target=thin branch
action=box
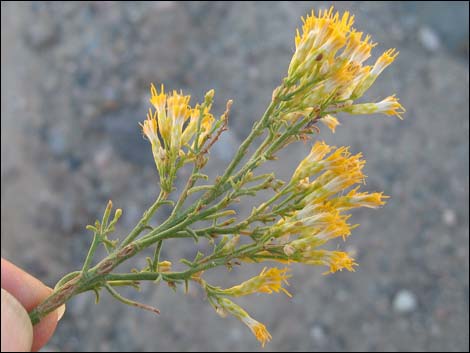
[104,283,160,315]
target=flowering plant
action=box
[29,7,403,346]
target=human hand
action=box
[1,258,65,352]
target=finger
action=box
[1,258,62,351]
[1,258,52,311]
[1,288,33,352]
[30,311,58,352]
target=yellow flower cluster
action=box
[219,141,386,344]
[282,6,404,130]
[267,141,386,273]
[141,84,215,190]
[144,84,215,153]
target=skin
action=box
[1,258,63,352]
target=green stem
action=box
[121,191,168,247]
[211,98,278,195]
[153,241,163,272]
[171,165,199,217]
[81,233,99,273]
[104,283,160,315]
[54,271,81,290]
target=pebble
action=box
[418,27,441,52]
[25,20,58,50]
[48,129,67,157]
[393,289,417,313]
[442,209,457,227]
[310,325,326,343]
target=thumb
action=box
[1,288,33,352]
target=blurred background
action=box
[1,1,468,351]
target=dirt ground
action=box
[1,2,468,352]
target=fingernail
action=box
[1,288,33,352]
[57,304,66,321]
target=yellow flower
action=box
[289,204,343,229]
[216,298,272,347]
[341,31,376,64]
[344,95,405,119]
[321,114,340,133]
[323,251,357,274]
[284,213,352,249]
[141,108,166,175]
[198,113,215,146]
[150,83,166,114]
[330,187,388,210]
[217,267,292,297]
[297,250,357,274]
[141,108,160,147]
[157,261,172,273]
[243,317,272,347]
[149,83,169,141]
[352,48,399,98]
[292,141,333,180]
[371,48,399,77]
[181,105,215,148]
[167,91,192,152]
[180,108,198,147]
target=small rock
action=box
[393,289,417,313]
[442,209,457,227]
[418,27,441,52]
[93,145,113,169]
[48,129,67,157]
[310,325,326,343]
[25,20,59,50]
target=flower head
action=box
[322,251,357,274]
[216,298,272,347]
[321,114,340,133]
[157,261,172,273]
[217,267,292,297]
[141,108,160,147]
[330,186,388,211]
[371,48,399,77]
[292,141,333,180]
[298,250,357,274]
[343,95,405,119]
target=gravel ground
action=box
[1,2,469,352]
